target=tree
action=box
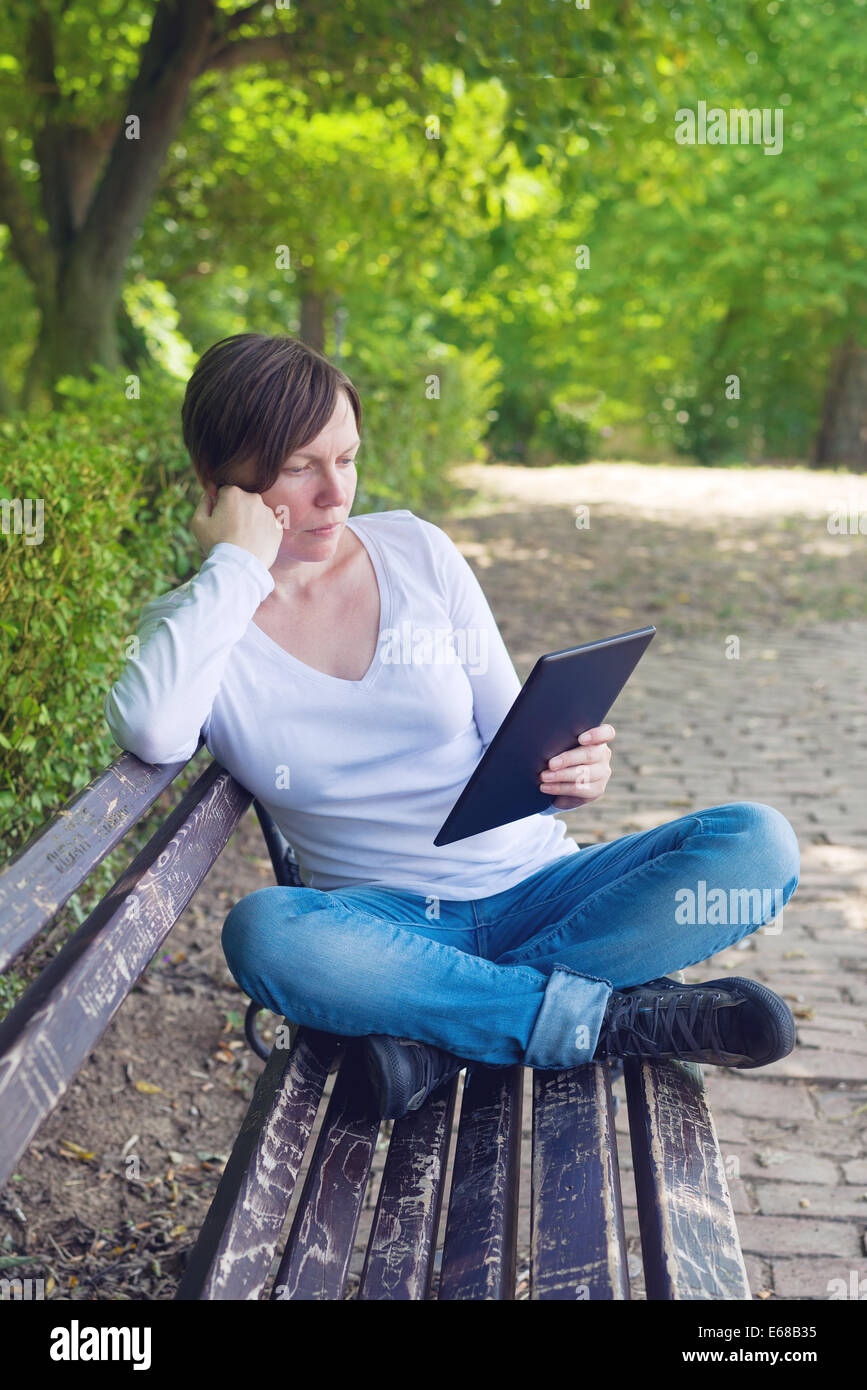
[0,0,644,407]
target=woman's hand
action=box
[539,724,615,810]
[191,485,285,571]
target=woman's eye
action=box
[284,457,357,474]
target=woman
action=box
[105,332,801,1120]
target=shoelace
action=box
[603,988,735,1061]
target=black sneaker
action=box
[363,1035,471,1120]
[593,976,796,1070]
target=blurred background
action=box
[1,0,865,882]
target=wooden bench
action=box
[0,750,751,1300]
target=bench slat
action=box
[0,752,191,970]
[176,1026,340,1299]
[0,761,250,1190]
[357,1072,459,1300]
[271,1042,380,1300]
[530,1062,630,1300]
[624,1057,751,1300]
[438,1063,522,1300]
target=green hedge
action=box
[0,371,196,857]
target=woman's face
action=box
[216,388,360,562]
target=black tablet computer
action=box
[433,625,656,847]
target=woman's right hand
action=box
[191,486,285,571]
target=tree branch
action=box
[216,1,268,37]
[0,146,55,307]
[73,0,218,289]
[199,31,296,75]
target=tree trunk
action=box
[0,360,16,415]
[813,333,867,471]
[22,257,123,407]
[299,275,327,353]
[7,0,217,408]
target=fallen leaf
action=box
[134,1080,163,1094]
[59,1141,94,1161]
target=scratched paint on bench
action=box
[358,1070,458,1300]
[530,1062,630,1300]
[0,751,191,969]
[438,1063,523,1300]
[624,1057,751,1300]
[176,1027,340,1300]
[271,1042,381,1300]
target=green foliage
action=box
[0,369,197,857]
[347,327,501,512]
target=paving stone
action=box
[801,1013,867,1035]
[735,1215,864,1258]
[699,1075,817,1122]
[809,1088,867,1121]
[717,1145,840,1184]
[766,1051,867,1082]
[742,1253,774,1299]
[842,1159,867,1185]
[769,1257,867,1300]
[754,1183,867,1218]
[796,1027,867,1056]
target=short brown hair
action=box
[181,333,362,491]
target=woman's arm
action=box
[105,487,283,765]
[104,543,275,765]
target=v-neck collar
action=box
[245,515,393,690]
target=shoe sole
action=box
[695,976,797,1069]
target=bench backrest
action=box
[0,750,255,1189]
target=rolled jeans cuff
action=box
[524,963,613,1069]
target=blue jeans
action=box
[221,801,800,1070]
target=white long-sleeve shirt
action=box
[104,509,581,899]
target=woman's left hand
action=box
[539,724,615,810]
